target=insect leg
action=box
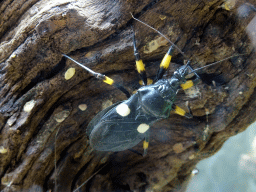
[155,45,175,81]
[62,54,131,98]
[180,61,201,90]
[133,30,148,85]
[143,131,149,156]
[172,104,193,119]
[203,108,210,141]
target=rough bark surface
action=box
[0,0,255,191]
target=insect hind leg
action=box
[128,132,149,157]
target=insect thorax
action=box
[153,78,180,102]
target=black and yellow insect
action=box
[62,16,231,156]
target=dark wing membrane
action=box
[89,119,146,151]
[86,101,122,137]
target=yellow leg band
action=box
[136,60,145,73]
[180,80,194,90]
[160,54,172,69]
[103,76,114,85]
[174,106,186,116]
[143,141,149,149]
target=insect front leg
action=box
[133,29,148,85]
[155,44,175,81]
[179,61,201,91]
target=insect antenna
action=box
[131,13,245,75]
[190,54,245,74]
[62,54,131,98]
[62,54,102,78]
[72,163,108,192]
[131,13,189,60]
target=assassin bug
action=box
[62,16,238,156]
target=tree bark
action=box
[0,0,255,191]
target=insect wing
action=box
[87,94,151,151]
[89,118,146,151]
[86,101,122,137]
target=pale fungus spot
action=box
[189,154,195,160]
[191,168,199,176]
[173,143,184,153]
[184,86,201,99]
[10,54,16,58]
[159,15,166,20]
[0,146,8,154]
[143,36,168,54]
[116,103,131,117]
[220,0,236,11]
[54,110,70,123]
[102,100,113,110]
[78,104,87,111]
[65,67,75,80]
[137,123,150,133]
[7,116,17,126]
[23,100,36,112]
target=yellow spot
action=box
[143,141,149,149]
[160,54,172,69]
[103,76,114,85]
[78,104,87,111]
[65,67,75,80]
[139,78,153,85]
[54,110,70,123]
[136,60,145,73]
[0,146,8,154]
[137,124,150,133]
[173,143,184,153]
[23,100,36,112]
[174,106,186,116]
[116,103,131,117]
[180,80,194,90]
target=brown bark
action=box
[0,0,255,191]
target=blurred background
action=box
[187,123,256,192]
[186,2,256,192]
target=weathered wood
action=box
[0,0,255,191]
